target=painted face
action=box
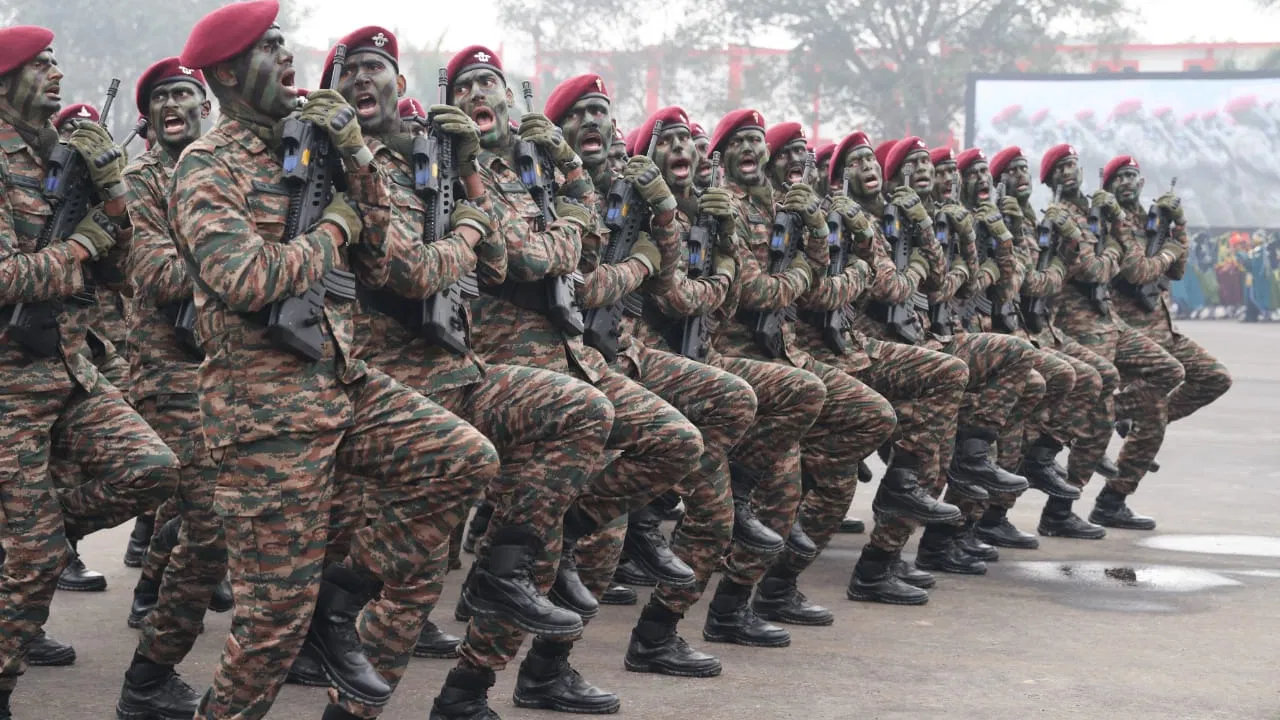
[1050,155,1080,194]
[337,50,401,136]
[1111,166,1144,206]
[451,67,510,148]
[654,124,694,194]
[692,134,712,189]
[816,158,831,197]
[961,161,994,208]
[723,128,768,188]
[400,116,427,136]
[768,137,808,190]
[56,122,76,140]
[842,147,880,199]
[148,79,209,151]
[903,150,933,193]
[1,49,63,124]
[934,162,959,202]
[607,138,627,176]
[1001,158,1032,200]
[230,27,297,119]
[561,96,612,171]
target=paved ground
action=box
[19,321,1280,719]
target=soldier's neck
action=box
[587,160,611,194]
[0,102,56,154]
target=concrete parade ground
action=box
[22,321,1280,720]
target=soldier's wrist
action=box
[67,234,100,261]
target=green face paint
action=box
[149,79,207,153]
[723,129,768,188]
[232,27,298,119]
[451,68,509,149]
[337,50,399,136]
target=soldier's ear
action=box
[200,99,212,119]
[211,62,238,89]
[396,74,406,98]
[505,86,514,108]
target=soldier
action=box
[742,119,897,624]
[0,24,181,718]
[428,47,703,718]
[954,147,1099,549]
[317,28,616,720]
[396,96,428,135]
[691,121,712,192]
[171,5,503,718]
[1102,155,1231,512]
[1035,144,1184,531]
[51,102,98,140]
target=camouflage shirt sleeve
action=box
[576,223,651,308]
[170,146,342,313]
[1118,208,1177,285]
[734,193,812,311]
[0,157,85,306]
[1060,202,1122,284]
[1166,223,1189,281]
[480,168,581,284]
[124,159,190,307]
[931,213,971,303]
[651,209,732,317]
[343,167,393,289]
[856,224,925,305]
[799,254,870,310]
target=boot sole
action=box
[462,587,584,639]
[27,646,76,667]
[700,629,791,648]
[412,645,461,660]
[897,576,937,590]
[512,692,621,714]
[976,481,1030,494]
[914,562,987,576]
[752,605,834,627]
[284,670,332,687]
[303,638,392,707]
[871,502,962,525]
[1088,517,1157,531]
[612,572,658,587]
[116,700,197,720]
[599,592,638,606]
[624,656,722,678]
[57,578,107,592]
[1027,481,1082,500]
[1037,526,1107,540]
[735,538,786,555]
[846,588,929,605]
[979,536,1040,549]
[547,587,600,620]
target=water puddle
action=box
[1136,534,1280,558]
[999,561,1242,613]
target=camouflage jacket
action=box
[793,195,874,371]
[846,196,936,346]
[169,116,391,449]
[351,137,491,395]
[123,143,199,401]
[0,119,106,394]
[1052,196,1129,328]
[1111,203,1186,335]
[919,201,972,340]
[468,145,608,383]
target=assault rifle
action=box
[583,121,663,361]
[662,152,722,361]
[514,81,584,336]
[1021,185,1061,334]
[1116,178,1178,312]
[5,78,121,358]
[267,44,357,361]
[875,162,922,343]
[920,203,959,333]
[814,168,853,353]
[979,182,1020,331]
[1077,168,1111,318]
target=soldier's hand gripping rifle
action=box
[922,204,959,332]
[1120,177,1178,312]
[267,44,357,361]
[880,161,923,343]
[669,151,722,361]
[978,182,1020,331]
[5,78,121,358]
[816,168,852,353]
[583,121,663,361]
[515,81,584,336]
[1021,185,1061,333]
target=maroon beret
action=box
[629,105,689,156]
[1102,155,1139,188]
[884,136,928,182]
[764,121,805,159]
[320,26,398,89]
[955,147,986,174]
[53,103,99,129]
[135,57,206,116]
[829,131,872,185]
[398,97,426,120]
[180,0,279,70]
[690,122,708,140]
[873,139,898,175]
[930,146,956,167]
[545,74,609,126]
[0,25,54,77]
[623,128,639,153]
[710,108,765,154]
[813,142,836,167]
[1039,143,1077,183]
[446,45,503,96]
[989,146,1023,181]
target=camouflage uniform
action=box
[330,138,613,716]
[1051,197,1183,492]
[456,147,701,674]
[169,116,501,720]
[0,119,180,694]
[121,141,227,666]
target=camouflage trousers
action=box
[1117,319,1231,426]
[1055,319,1183,493]
[333,364,611,717]
[133,393,227,666]
[197,368,498,720]
[0,379,179,692]
[459,366,700,674]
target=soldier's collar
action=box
[219,116,270,156]
[478,148,511,174]
[0,121,27,154]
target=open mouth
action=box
[579,130,603,153]
[786,163,804,183]
[670,158,691,180]
[739,156,758,174]
[161,113,185,135]
[913,176,931,191]
[976,182,991,201]
[355,92,377,118]
[1016,182,1030,193]
[280,68,296,89]
[863,172,880,191]
[45,83,60,100]
[471,106,495,133]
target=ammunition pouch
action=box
[1069,279,1111,319]
[159,299,205,360]
[1,301,63,358]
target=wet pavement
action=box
[21,321,1280,719]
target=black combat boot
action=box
[466,524,583,637]
[625,601,721,678]
[548,508,600,620]
[1095,456,1120,479]
[950,427,1029,494]
[1038,496,1106,539]
[976,506,1039,549]
[847,546,929,605]
[58,539,106,592]
[890,551,935,589]
[414,620,462,659]
[209,575,234,613]
[285,642,329,687]
[320,704,362,719]
[612,557,657,586]
[702,576,790,647]
[429,666,501,720]
[124,514,155,568]
[783,518,818,562]
[871,453,963,524]
[454,564,476,622]
[1089,486,1157,530]
[25,629,76,666]
[622,505,695,586]
[600,583,637,606]
[1020,437,1083,499]
[838,518,866,533]
[651,490,685,522]
[513,638,620,714]
[729,463,786,554]
[128,574,160,629]
[462,502,494,555]
[115,652,201,720]
[0,690,10,720]
[955,519,999,562]
[915,524,987,575]
[751,564,833,626]
[303,564,392,707]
